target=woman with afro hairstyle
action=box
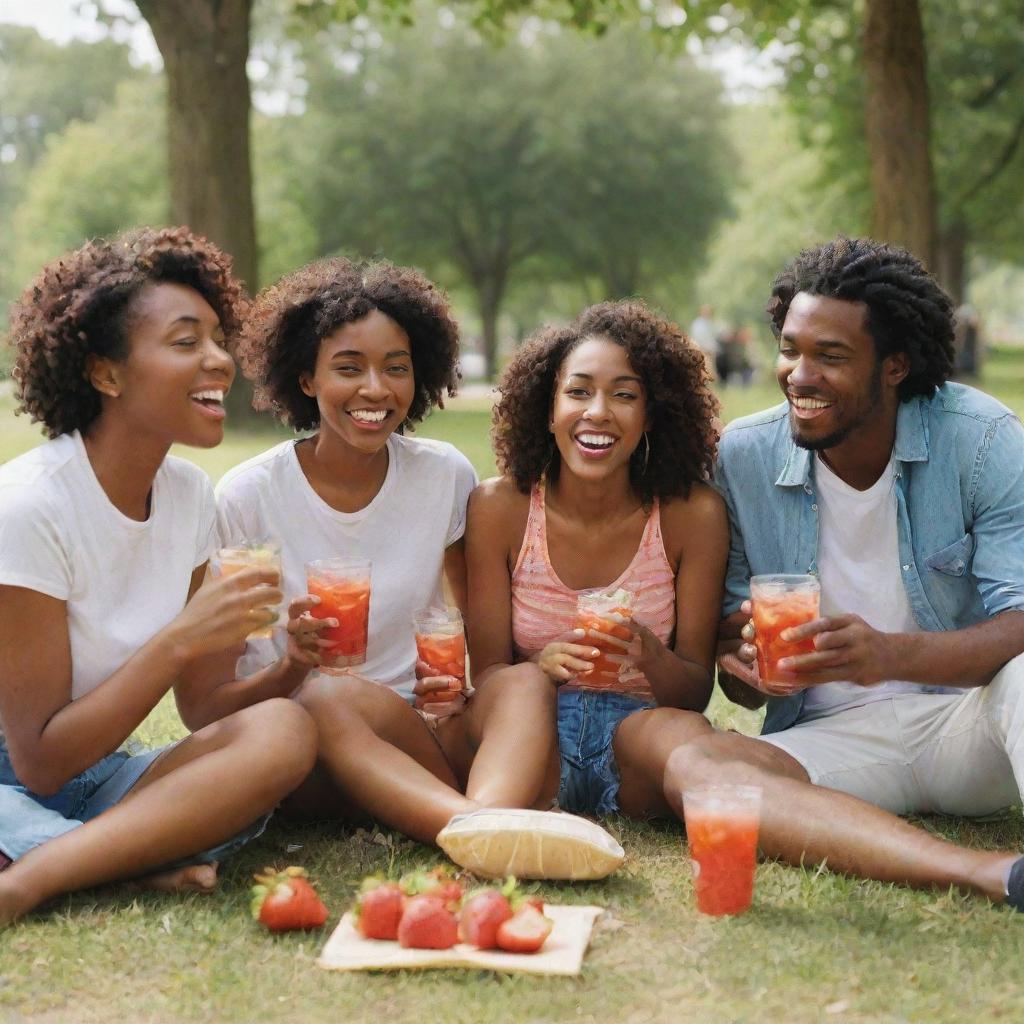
[467,300,726,821]
[0,228,317,926]
[207,257,583,860]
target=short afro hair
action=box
[493,300,719,504]
[236,257,460,431]
[767,236,955,400]
[9,226,247,438]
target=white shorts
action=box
[756,654,1024,816]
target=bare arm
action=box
[0,563,281,795]
[633,485,727,711]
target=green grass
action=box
[3,356,1024,1023]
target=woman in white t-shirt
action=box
[205,257,562,849]
[0,228,316,927]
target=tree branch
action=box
[958,113,1024,207]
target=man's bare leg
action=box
[0,699,317,926]
[664,731,1014,902]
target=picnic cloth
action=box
[317,904,604,976]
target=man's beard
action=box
[791,362,884,452]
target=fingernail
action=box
[328,619,338,627]
[592,650,600,657]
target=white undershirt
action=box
[800,452,933,718]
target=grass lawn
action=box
[3,356,1024,1023]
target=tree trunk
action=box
[137,0,260,423]
[479,288,502,382]
[936,220,968,305]
[862,0,937,268]
[137,0,257,293]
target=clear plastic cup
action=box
[682,785,762,916]
[749,574,821,684]
[573,588,634,686]
[212,540,282,640]
[305,557,371,672]
[412,607,466,683]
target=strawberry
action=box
[354,879,405,940]
[458,889,514,949]
[495,904,554,954]
[397,895,458,949]
[400,866,463,912]
[251,866,328,932]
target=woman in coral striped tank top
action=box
[467,300,727,819]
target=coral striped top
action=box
[511,483,676,700]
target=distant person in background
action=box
[954,302,981,377]
[689,304,719,380]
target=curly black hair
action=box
[9,226,247,439]
[493,300,719,504]
[767,236,955,400]
[237,257,460,431]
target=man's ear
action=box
[884,352,910,389]
[85,354,121,398]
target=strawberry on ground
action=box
[458,889,514,949]
[251,866,329,932]
[399,866,463,912]
[397,895,458,949]
[354,879,405,940]
[495,904,554,954]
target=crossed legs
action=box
[290,663,560,844]
[0,698,317,925]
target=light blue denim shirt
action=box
[713,382,1024,734]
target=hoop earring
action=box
[642,431,650,475]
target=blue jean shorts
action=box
[0,739,268,866]
[556,689,655,816]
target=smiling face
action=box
[776,292,908,456]
[299,308,415,457]
[90,281,235,448]
[550,336,648,484]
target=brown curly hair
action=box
[9,226,247,439]
[493,301,719,503]
[236,257,460,431]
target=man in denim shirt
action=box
[667,237,1024,907]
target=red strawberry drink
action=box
[682,785,762,916]
[212,541,282,639]
[413,607,466,683]
[306,557,371,671]
[574,587,634,686]
[749,574,821,685]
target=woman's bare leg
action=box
[291,673,477,844]
[0,698,317,926]
[440,663,560,809]
[611,707,714,818]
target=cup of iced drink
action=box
[212,541,282,639]
[412,607,466,685]
[305,557,371,671]
[574,587,634,686]
[749,574,821,685]
[682,785,762,916]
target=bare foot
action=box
[134,861,219,895]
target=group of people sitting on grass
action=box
[1,226,1023,928]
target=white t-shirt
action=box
[0,431,217,712]
[215,434,478,696]
[800,453,951,719]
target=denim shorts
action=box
[557,689,655,816]
[0,739,268,866]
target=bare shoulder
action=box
[659,483,728,557]
[468,476,531,535]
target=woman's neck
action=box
[546,467,640,526]
[297,431,392,513]
[82,417,170,522]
